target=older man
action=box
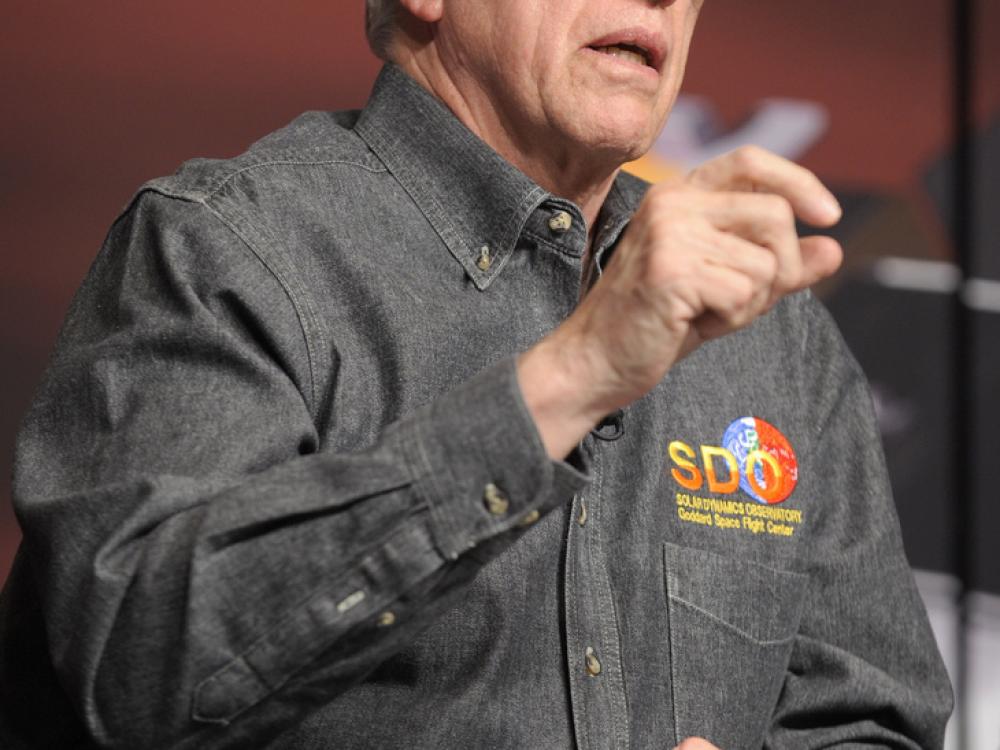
[1,0,950,748]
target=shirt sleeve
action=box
[10,190,587,749]
[763,295,953,748]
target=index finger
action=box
[686,145,842,228]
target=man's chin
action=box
[566,100,660,156]
[570,121,658,167]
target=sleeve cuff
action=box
[399,357,591,561]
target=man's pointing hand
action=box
[519,146,843,459]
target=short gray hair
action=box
[365,0,399,60]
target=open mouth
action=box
[586,29,665,72]
[588,43,654,69]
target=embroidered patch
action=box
[668,417,802,538]
[722,417,798,505]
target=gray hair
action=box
[365,0,399,60]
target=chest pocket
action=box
[663,543,808,749]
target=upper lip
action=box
[586,27,667,72]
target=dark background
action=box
[2,0,998,599]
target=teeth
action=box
[595,45,649,68]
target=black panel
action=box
[824,278,957,576]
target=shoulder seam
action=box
[135,187,322,416]
[201,198,322,415]
[206,158,387,199]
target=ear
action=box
[397,0,444,24]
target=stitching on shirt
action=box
[563,495,591,750]
[579,465,600,746]
[667,594,799,647]
[664,560,682,747]
[500,188,549,260]
[587,453,632,748]
[135,186,321,413]
[409,404,464,561]
[521,229,586,259]
[357,128,474,272]
[192,520,438,724]
[605,556,633,746]
[431,409,467,559]
[797,293,866,461]
[798,371,858,478]
[206,158,387,199]
[195,199,323,414]
[358,121,548,290]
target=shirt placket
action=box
[536,206,631,750]
[564,441,632,750]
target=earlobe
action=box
[398,0,444,24]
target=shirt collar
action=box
[354,63,649,290]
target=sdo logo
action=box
[668,417,798,505]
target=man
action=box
[0,0,951,748]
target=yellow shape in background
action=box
[623,152,684,184]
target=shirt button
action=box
[377,611,396,627]
[476,245,493,271]
[577,499,588,527]
[518,509,541,527]
[585,646,602,676]
[483,483,509,516]
[548,210,573,233]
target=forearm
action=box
[16,358,584,748]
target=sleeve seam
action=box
[193,195,321,417]
[130,186,322,416]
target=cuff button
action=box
[519,509,541,527]
[483,483,510,516]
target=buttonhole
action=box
[591,409,625,442]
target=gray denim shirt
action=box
[1,64,951,749]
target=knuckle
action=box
[764,194,794,225]
[758,250,779,281]
[719,276,755,320]
[733,276,756,307]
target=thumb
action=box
[798,234,843,288]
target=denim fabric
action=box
[0,64,951,749]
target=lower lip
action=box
[582,47,660,83]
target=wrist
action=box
[516,330,613,460]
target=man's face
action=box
[434,0,704,166]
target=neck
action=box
[392,49,621,233]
